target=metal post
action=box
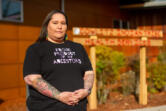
[61,0,65,12]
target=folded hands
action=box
[58,89,89,106]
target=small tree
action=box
[148,50,166,93]
[96,46,125,104]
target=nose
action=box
[57,23,62,29]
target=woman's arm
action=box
[74,70,94,99]
[24,74,60,99]
[83,70,94,94]
[24,74,78,105]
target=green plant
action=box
[96,46,125,83]
[158,51,166,63]
[147,47,166,93]
[96,46,125,104]
[148,62,166,92]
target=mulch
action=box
[88,91,166,111]
[0,91,166,111]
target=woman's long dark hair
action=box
[36,10,68,42]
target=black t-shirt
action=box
[23,40,93,111]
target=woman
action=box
[23,10,94,111]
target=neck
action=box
[47,37,64,44]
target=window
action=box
[0,0,24,23]
[113,19,121,28]
[113,19,129,29]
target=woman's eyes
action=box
[52,21,58,24]
[52,22,66,25]
[61,22,66,25]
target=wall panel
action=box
[0,88,20,100]
[19,64,25,87]
[0,41,18,64]
[0,65,19,89]
[0,24,18,40]
[18,26,40,40]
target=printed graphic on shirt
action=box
[53,48,82,64]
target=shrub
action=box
[148,62,166,92]
[96,46,125,83]
[147,47,166,93]
[96,46,125,104]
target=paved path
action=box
[125,105,166,111]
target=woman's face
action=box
[47,13,67,42]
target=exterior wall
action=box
[66,0,125,29]
[0,0,60,100]
[128,8,166,62]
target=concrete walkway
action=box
[125,105,166,111]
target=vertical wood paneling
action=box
[19,64,25,87]
[66,0,123,29]
[18,26,40,40]
[0,88,20,100]
[0,65,19,89]
[0,24,19,40]
[129,9,166,63]
[0,0,62,99]
[0,41,18,64]
[18,64,26,98]
[19,87,26,97]
[23,0,61,26]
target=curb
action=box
[124,105,166,111]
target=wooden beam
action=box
[73,27,163,38]
[120,3,144,9]
[73,38,163,46]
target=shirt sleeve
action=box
[23,45,41,77]
[81,45,93,72]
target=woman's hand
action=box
[58,92,79,106]
[73,89,89,100]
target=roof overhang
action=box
[120,0,166,9]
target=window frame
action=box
[0,0,24,23]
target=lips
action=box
[56,31,63,34]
